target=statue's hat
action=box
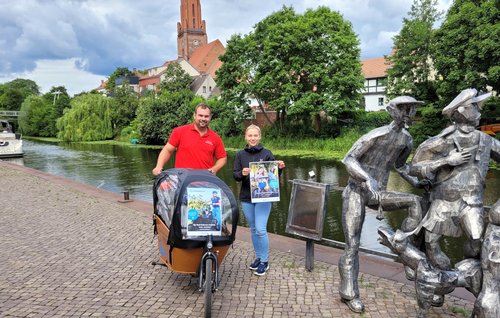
[442,88,492,117]
[387,96,424,107]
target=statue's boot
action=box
[341,298,365,313]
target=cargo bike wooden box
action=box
[152,169,239,317]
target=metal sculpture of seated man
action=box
[378,226,482,318]
[409,89,499,273]
[473,199,500,318]
[379,199,500,317]
[338,96,426,313]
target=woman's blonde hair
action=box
[245,124,261,135]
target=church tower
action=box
[177,0,208,60]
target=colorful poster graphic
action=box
[186,187,222,236]
[249,161,280,203]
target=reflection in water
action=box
[18,139,499,263]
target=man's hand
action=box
[152,167,162,176]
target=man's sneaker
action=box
[254,262,269,276]
[249,258,260,271]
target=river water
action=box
[8,139,500,263]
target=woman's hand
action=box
[277,160,286,169]
[242,167,250,176]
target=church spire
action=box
[177,0,208,60]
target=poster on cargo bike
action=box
[186,187,222,236]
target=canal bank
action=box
[0,160,474,317]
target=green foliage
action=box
[409,105,448,146]
[136,64,198,144]
[159,63,193,93]
[119,120,140,142]
[386,0,442,103]
[56,94,113,141]
[433,0,499,103]
[0,78,40,110]
[110,84,139,136]
[224,128,362,159]
[106,67,135,93]
[216,6,363,134]
[41,87,71,136]
[18,96,52,136]
[480,96,500,124]
[136,90,195,145]
[260,109,391,139]
[206,97,246,137]
[350,110,392,132]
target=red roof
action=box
[189,39,225,78]
[361,57,391,79]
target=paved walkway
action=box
[0,161,475,317]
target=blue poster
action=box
[249,161,280,203]
[186,187,222,236]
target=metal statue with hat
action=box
[376,88,499,317]
[338,95,427,313]
[409,88,499,270]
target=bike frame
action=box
[198,235,219,292]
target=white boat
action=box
[0,120,23,158]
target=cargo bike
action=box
[152,169,239,318]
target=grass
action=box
[224,129,362,161]
[448,305,471,317]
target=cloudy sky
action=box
[0,0,452,96]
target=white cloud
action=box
[0,0,452,96]
[0,58,105,96]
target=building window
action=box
[378,97,384,106]
[364,78,386,93]
[203,86,207,93]
[192,4,195,26]
[209,86,212,91]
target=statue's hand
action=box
[446,149,471,166]
[365,178,380,203]
[416,178,432,189]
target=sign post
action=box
[285,172,330,271]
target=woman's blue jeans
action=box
[241,201,272,262]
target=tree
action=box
[216,6,363,134]
[386,0,442,103]
[56,94,113,141]
[106,67,135,93]
[433,0,499,103]
[17,86,70,137]
[159,63,193,93]
[0,78,40,110]
[18,96,52,136]
[110,84,139,136]
[136,65,196,144]
[43,86,71,136]
[136,90,195,144]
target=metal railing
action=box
[0,111,21,117]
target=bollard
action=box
[118,190,133,203]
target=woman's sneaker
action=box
[254,262,269,276]
[249,258,260,271]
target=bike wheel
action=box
[204,259,213,318]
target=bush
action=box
[409,105,448,146]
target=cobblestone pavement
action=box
[0,162,474,317]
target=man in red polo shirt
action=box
[152,103,227,176]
